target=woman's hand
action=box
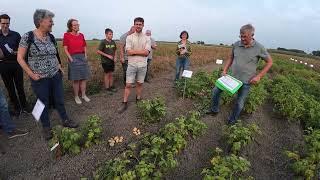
[58,64,64,75]
[29,72,41,81]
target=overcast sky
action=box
[1,0,320,52]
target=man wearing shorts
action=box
[97,28,117,94]
[118,17,151,113]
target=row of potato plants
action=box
[94,111,208,179]
[269,58,320,179]
[201,121,261,179]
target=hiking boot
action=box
[205,110,219,116]
[9,109,20,117]
[118,102,128,114]
[8,129,29,139]
[22,104,33,113]
[63,119,79,128]
[42,127,53,140]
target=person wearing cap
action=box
[144,30,157,83]
[0,14,31,116]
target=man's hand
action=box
[249,75,261,84]
[120,57,124,64]
[221,70,227,77]
[106,54,114,60]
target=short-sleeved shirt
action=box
[63,32,86,55]
[0,30,21,63]
[231,40,270,83]
[147,37,156,60]
[19,32,59,78]
[97,39,117,64]
[126,32,151,67]
[120,32,129,61]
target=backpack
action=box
[25,31,61,64]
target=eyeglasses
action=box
[239,35,251,39]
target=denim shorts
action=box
[126,64,147,84]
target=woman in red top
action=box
[63,19,91,105]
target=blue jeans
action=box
[31,71,68,128]
[0,87,15,134]
[210,83,251,124]
[175,57,190,80]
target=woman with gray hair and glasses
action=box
[17,9,78,140]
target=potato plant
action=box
[286,128,320,180]
[201,147,253,180]
[223,121,261,154]
[137,96,166,124]
[49,115,103,156]
[81,115,103,148]
[94,111,208,179]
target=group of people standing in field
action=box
[0,8,272,141]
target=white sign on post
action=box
[32,99,45,121]
[216,59,223,64]
[182,70,193,78]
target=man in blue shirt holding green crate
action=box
[207,24,273,124]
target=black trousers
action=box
[0,63,27,111]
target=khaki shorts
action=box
[126,64,147,84]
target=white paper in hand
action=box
[216,59,223,64]
[4,44,13,54]
[32,99,45,121]
[182,70,193,78]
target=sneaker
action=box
[75,96,82,104]
[205,110,219,116]
[8,129,29,139]
[42,127,53,140]
[63,119,79,128]
[118,102,128,114]
[82,95,91,102]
